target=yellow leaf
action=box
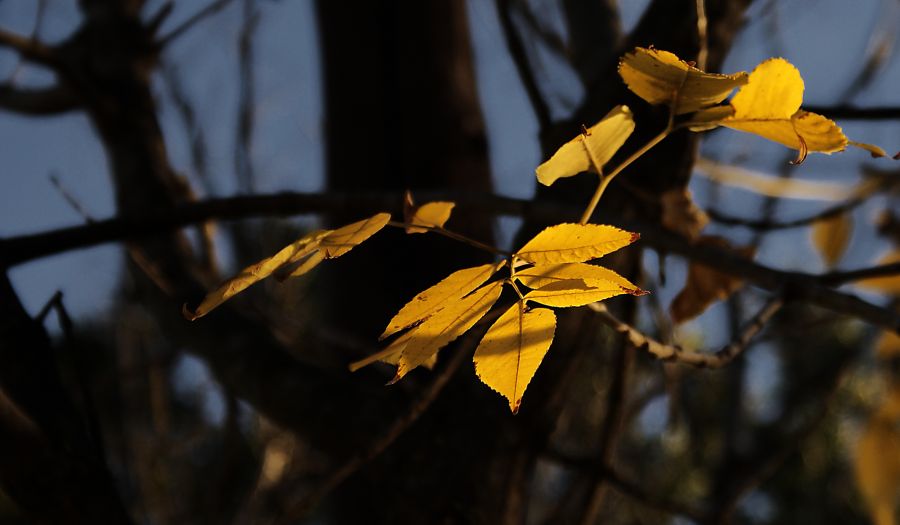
[858,251,900,295]
[183,229,330,320]
[285,250,326,278]
[474,302,556,413]
[515,262,640,292]
[523,279,633,308]
[406,201,455,234]
[319,212,391,258]
[855,386,900,525]
[811,213,852,268]
[516,223,639,265]
[348,329,436,372]
[393,281,503,381]
[535,105,635,186]
[618,47,748,114]
[729,58,803,119]
[670,236,754,324]
[380,261,506,340]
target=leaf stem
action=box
[387,221,508,256]
[579,125,672,224]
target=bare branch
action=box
[0,83,78,115]
[821,262,900,286]
[0,27,57,66]
[1,191,898,334]
[589,295,783,369]
[804,105,900,120]
[157,0,237,48]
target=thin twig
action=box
[588,296,784,369]
[157,0,237,48]
[386,220,508,256]
[707,195,867,231]
[275,340,469,523]
[50,173,95,223]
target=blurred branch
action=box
[589,296,784,369]
[2,191,900,333]
[821,261,900,286]
[157,0,237,48]
[0,27,57,66]
[0,83,78,115]
[234,0,259,193]
[495,0,552,130]
[276,336,469,523]
[707,195,868,230]
[805,105,900,120]
[545,449,706,522]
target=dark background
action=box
[1,0,899,523]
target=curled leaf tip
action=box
[893,151,900,160]
[386,372,402,386]
[182,303,200,321]
[630,232,641,243]
[512,400,521,414]
[624,287,650,296]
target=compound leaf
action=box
[618,47,748,114]
[535,105,635,186]
[516,223,639,265]
[474,303,556,413]
[393,281,503,381]
[380,261,506,340]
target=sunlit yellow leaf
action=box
[380,261,506,340]
[348,329,437,372]
[523,279,633,308]
[516,223,639,265]
[729,58,804,119]
[618,47,748,114]
[393,281,503,381]
[855,386,900,525]
[670,236,754,324]
[184,229,330,320]
[535,105,635,186]
[319,212,391,258]
[474,302,556,413]
[406,201,455,234]
[515,262,640,292]
[858,250,900,295]
[811,212,852,268]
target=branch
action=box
[495,0,552,130]
[589,296,783,369]
[1,191,898,334]
[821,262,900,287]
[707,195,867,231]
[0,83,80,115]
[804,105,900,120]
[157,0,237,48]
[0,27,56,66]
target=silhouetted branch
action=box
[0,27,56,66]
[495,0,552,130]
[822,262,900,286]
[157,0,237,48]
[805,105,900,120]
[0,83,80,115]
[2,191,899,335]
